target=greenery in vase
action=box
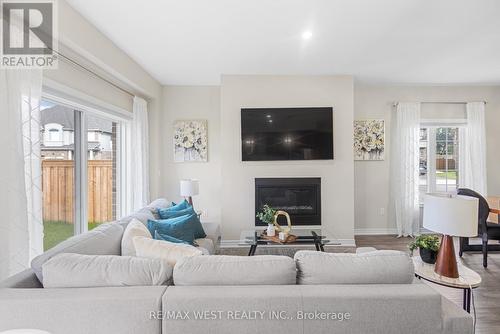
[256,204,277,225]
[408,235,440,252]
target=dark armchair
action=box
[458,188,500,267]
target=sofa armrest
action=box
[0,269,42,288]
[201,222,221,252]
[441,296,473,334]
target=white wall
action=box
[354,84,500,234]
[161,86,222,222]
[158,80,499,240]
[161,76,355,243]
[220,75,355,242]
[43,0,164,199]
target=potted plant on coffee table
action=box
[256,204,277,236]
[409,235,440,264]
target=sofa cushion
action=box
[42,253,172,288]
[118,207,156,228]
[0,286,168,334]
[133,236,202,266]
[294,250,414,285]
[148,198,171,211]
[173,255,296,286]
[121,218,153,256]
[147,214,198,245]
[31,223,123,282]
[117,198,171,228]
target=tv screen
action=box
[241,107,333,161]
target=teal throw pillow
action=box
[168,200,190,211]
[158,206,206,239]
[154,230,190,245]
[147,214,197,245]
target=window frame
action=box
[419,118,467,203]
[42,86,132,237]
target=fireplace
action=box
[255,178,321,226]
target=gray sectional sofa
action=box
[0,199,473,334]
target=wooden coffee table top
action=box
[412,256,481,289]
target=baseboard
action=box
[354,228,398,235]
[354,228,432,235]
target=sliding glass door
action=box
[86,114,118,232]
[41,98,124,250]
[40,101,76,250]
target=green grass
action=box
[436,171,457,180]
[43,221,101,251]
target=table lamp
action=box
[423,194,478,278]
[180,179,199,207]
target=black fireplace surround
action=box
[255,178,321,226]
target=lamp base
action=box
[434,235,459,278]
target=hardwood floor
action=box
[221,235,500,333]
[356,235,500,334]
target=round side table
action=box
[412,256,481,313]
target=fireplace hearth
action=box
[255,178,321,226]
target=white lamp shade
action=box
[180,179,199,197]
[423,194,478,237]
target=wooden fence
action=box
[436,158,456,170]
[42,160,114,223]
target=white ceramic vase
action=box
[266,223,275,237]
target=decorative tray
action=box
[260,230,297,244]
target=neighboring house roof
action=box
[41,105,113,133]
[41,142,102,151]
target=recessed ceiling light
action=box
[302,31,313,40]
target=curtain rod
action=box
[50,48,135,98]
[393,101,487,107]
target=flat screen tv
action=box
[241,107,333,161]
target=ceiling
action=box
[66,0,500,85]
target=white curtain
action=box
[459,102,487,196]
[0,69,43,280]
[391,102,421,237]
[130,96,150,211]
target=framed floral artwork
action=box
[353,120,385,161]
[173,120,208,162]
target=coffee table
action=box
[412,256,481,313]
[240,228,334,256]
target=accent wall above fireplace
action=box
[255,178,321,226]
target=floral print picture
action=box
[353,120,385,160]
[173,120,208,162]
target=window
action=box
[40,98,126,250]
[419,126,460,202]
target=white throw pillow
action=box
[121,218,152,256]
[133,236,202,266]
